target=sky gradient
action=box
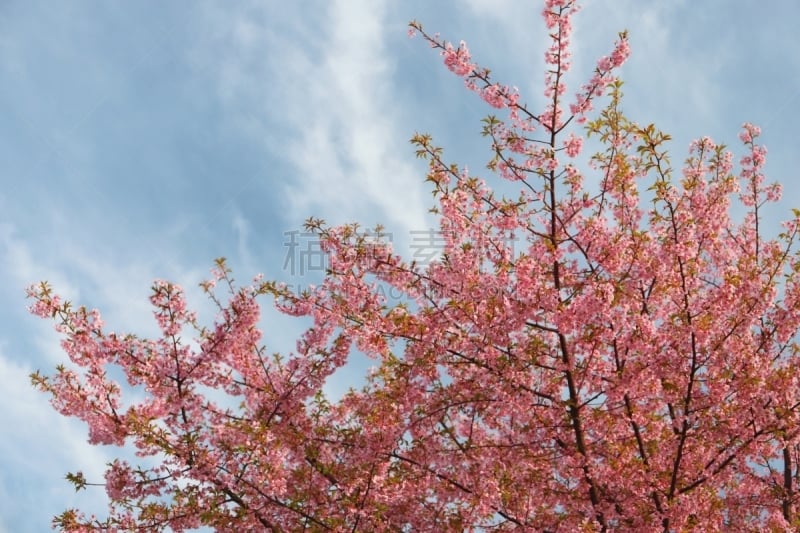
[2,1,799,530]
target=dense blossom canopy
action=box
[28,0,800,530]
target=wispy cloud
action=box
[0,351,111,529]
[194,0,432,252]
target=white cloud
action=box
[281,0,430,234]
[194,0,431,255]
[0,223,80,302]
[0,352,110,530]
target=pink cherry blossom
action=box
[29,3,800,531]
[564,132,583,157]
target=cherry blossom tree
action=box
[28,0,800,530]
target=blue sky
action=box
[2,1,799,530]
